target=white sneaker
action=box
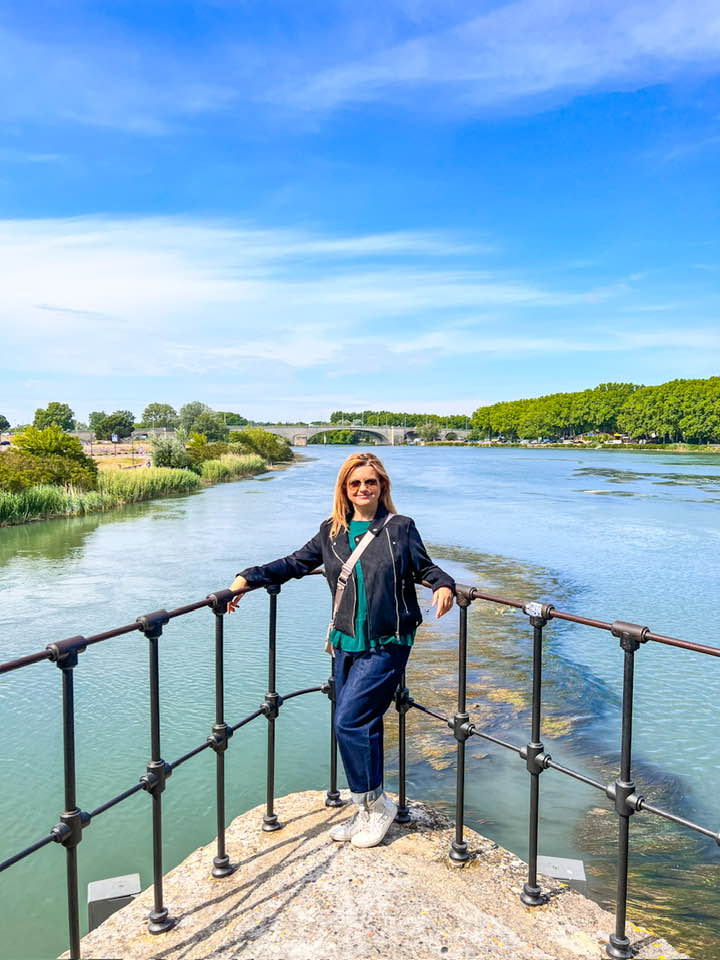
[350,793,398,848]
[328,805,369,842]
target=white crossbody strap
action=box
[325,513,395,652]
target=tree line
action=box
[4,376,720,448]
[470,379,720,443]
[329,410,470,429]
[0,401,249,441]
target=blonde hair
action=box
[330,452,397,538]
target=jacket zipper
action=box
[386,529,400,636]
[331,536,356,637]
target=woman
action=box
[229,452,455,848]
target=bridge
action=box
[233,424,471,445]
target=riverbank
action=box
[0,453,273,526]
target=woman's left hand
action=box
[431,586,454,618]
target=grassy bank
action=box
[0,455,269,526]
[199,452,265,482]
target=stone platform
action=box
[66,791,685,960]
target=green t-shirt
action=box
[329,519,415,652]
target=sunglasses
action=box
[347,477,379,489]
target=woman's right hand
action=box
[228,575,248,613]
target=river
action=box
[1,445,719,958]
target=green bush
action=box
[200,453,266,483]
[151,434,193,470]
[13,425,90,461]
[187,434,230,467]
[234,427,292,462]
[0,450,99,492]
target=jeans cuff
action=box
[351,785,383,807]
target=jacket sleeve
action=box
[408,520,455,593]
[238,527,324,588]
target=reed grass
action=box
[0,459,269,525]
[200,453,266,483]
[0,485,116,525]
[98,467,201,502]
[0,469,200,525]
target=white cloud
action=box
[0,215,619,376]
[282,0,720,114]
[1,1,719,131]
[2,215,717,421]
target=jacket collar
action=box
[368,502,389,536]
[332,503,389,553]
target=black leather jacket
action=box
[239,504,455,641]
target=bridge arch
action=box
[307,428,387,445]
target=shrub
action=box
[151,434,193,470]
[186,434,230,467]
[13,425,97,468]
[0,450,98,492]
[235,427,292,462]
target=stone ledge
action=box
[64,791,686,960]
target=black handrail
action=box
[1,577,718,960]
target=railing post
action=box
[261,585,282,831]
[449,596,472,863]
[323,657,343,807]
[606,621,649,959]
[520,602,554,907]
[137,610,175,934]
[394,673,413,823]
[207,590,235,877]
[47,637,90,960]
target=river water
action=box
[1,445,719,958]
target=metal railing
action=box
[1,576,718,960]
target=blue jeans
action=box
[333,644,411,802]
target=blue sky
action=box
[2,0,719,424]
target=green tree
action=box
[0,450,98,492]
[8,425,98,490]
[237,427,292,462]
[192,410,229,442]
[308,430,357,444]
[14,424,92,463]
[142,403,178,428]
[95,410,136,440]
[88,411,108,435]
[33,402,76,431]
[0,414,9,433]
[151,430,193,470]
[217,411,248,426]
[179,401,211,431]
[417,422,440,442]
